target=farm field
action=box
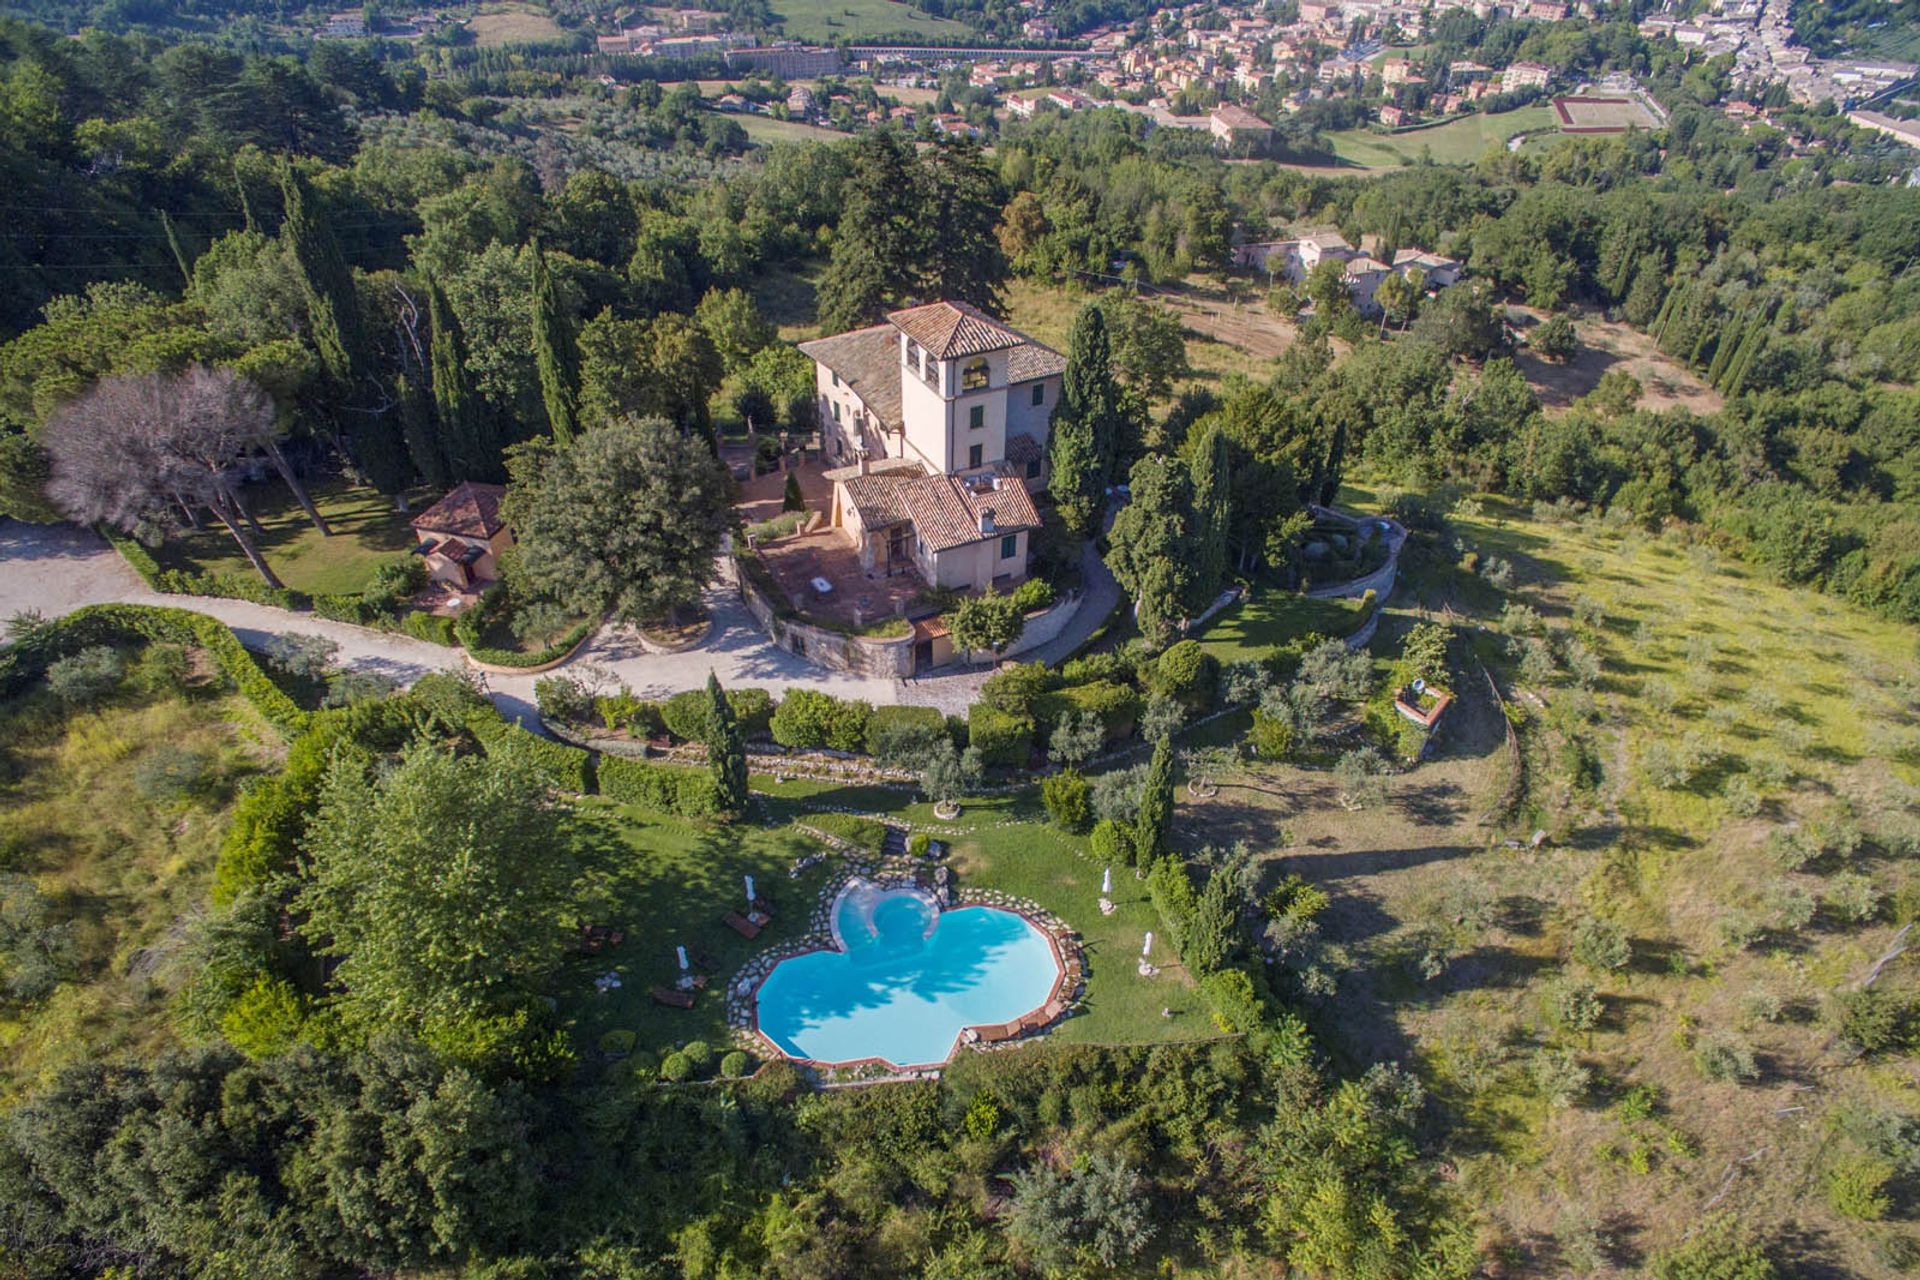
[1186,486,1920,1275]
[1323,103,1559,168]
[770,0,970,43]
[737,114,851,146]
[1509,306,1724,418]
[467,3,566,46]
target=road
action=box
[0,520,984,721]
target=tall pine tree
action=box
[816,132,925,332]
[279,164,369,396]
[706,671,747,814]
[530,240,581,447]
[920,139,1008,312]
[428,275,492,480]
[1048,304,1125,536]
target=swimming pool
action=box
[754,881,1062,1068]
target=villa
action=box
[410,480,512,592]
[797,301,1065,595]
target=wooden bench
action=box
[724,911,762,939]
[650,986,695,1009]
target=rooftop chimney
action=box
[856,447,870,476]
[979,507,996,535]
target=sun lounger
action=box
[724,911,763,939]
[650,986,695,1008]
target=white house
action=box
[798,302,1066,593]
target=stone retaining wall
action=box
[735,562,917,678]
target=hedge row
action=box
[598,755,726,817]
[0,603,307,734]
[109,532,312,611]
[467,712,594,793]
[454,587,596,668]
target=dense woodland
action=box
[0,2,1918,1276]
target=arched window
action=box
[961,358,989,390]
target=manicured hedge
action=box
[769,689,871,752]
[0,603,308,733]
[467,712,594,793]
[598,755,725,817]
[107,532,310,611]
[1032,679,1141,742]
[664,686,775,742]
[864,703,947,756]
[1147,640,1218,711]
[967,703,1033,767]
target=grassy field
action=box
[1002,277,1283,392]
[737,114,852,147]
[563,777,1212,1070]
[467,4,566,47]
[770,0,970,43]
[1323,104,1558,168]
[0,670,273,1099]
[151,480,425,596]
[1184,485,1920,1274]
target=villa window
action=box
[831,371,840,387]
[1000,533,1018,560]
[969,404,985,430]
[961,358,989,390]
[1031,383,1045,406]
[968,443,983,469]
[1025,457,1041,479]
[832,401,841,423]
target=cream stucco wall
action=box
[1005,374,1058,443]
[925,528,1027,592]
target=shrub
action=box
[597,756,725,817]
[218,976,308,1060]
[1009,577,1055,613]
[1544,976,1604,1033]
[727,688,775,737]
[400,610,458,645]
[1570,916,1632,972]
[805,812,888,856]
[1032,680,1140,741]
[907,832,930,856]
[1693,1033,1759,1083]
[660,1051,693,1082]
[1825,872,1881,924]
[1147,640,1218,710]
[1248,708,1294,760]
[535,673,595,724]
[1089,818,1132,866]
[979,662,1054,716]
[866,704,948,759]
[720,1049,752,1078]
[968,704,1033,767]
[1198,968,1261,1032]
[662,688,713,742]
[1058,650,1136,686]
[681,1040,714,1071]
[596,691,645,731]
[1827,988,1913,1056]
[1647,1216,1777,1280]
[1041,769,1092,832]
[597,1030,637,1056]
[45,645,123,705]
[769,689,870,751]
[1825,1150,1894,1220]
[1530,1048,1590,1108]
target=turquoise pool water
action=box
[755,884,1060,1067]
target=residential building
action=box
[1210,103,1273,147]
[1379,103,1410,126]
[1392,248,1462,287]
[798,303,1065,593]
[1501,60,1553,92]
[411,482,512,591]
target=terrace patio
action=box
[755,525,926,631]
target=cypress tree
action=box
[396,373,446,490]
[1049,304,1123,536]
[279,164,368,395]
[1190,423,1231,605]
[706,671,747,814]
[1134,736,1175,865]
[428,276,490,480]
[530,239,582,447]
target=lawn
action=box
[0,670,273,1100]
[564,776,1213,1069]
[150,479,427,597]
[1190,583,1372,666]
[1322,104,1558,169]
[770,0,971,43]
[1001,277,1284,393]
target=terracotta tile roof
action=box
[1005,433,1045,466]
[1211,103,1270,129]
[886,300,1030,360]
[901,466,1042,552]
[838,463,1042,552]
[411,481,507,539]
[796,323,903,432]
[1007,340,1067,383]
[821,456,924,483]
